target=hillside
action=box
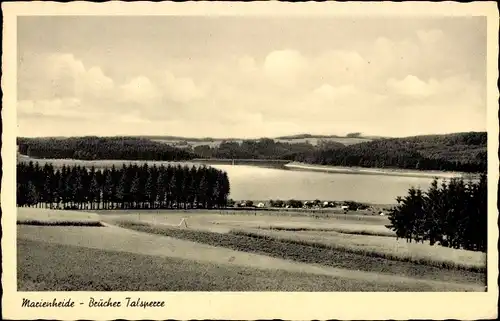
[17,132,487,173]
[275,134,342,140]
[289,132,486,173]
[17,136,343,162]
[145,134,372,148]
[17,136,196,161]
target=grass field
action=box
[17,207,103,226]
[98,210,486,271]
[113,220,485,284]
[209,219,396,237]
[152,136,372,148]
[17,154,199,169]
[231,229,485,272]
[19,239,474,292]
[17,208,487,291]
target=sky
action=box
[17,16,487,138]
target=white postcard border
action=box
[2,1,499,320]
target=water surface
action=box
[211,165,440,204]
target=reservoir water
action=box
[210,164,443,204]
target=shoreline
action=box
[284,162,472,179]
[18,155,476,179]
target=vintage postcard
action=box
[2,1,499,320]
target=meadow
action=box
[17,154,199,170]
[151,135,372,148]
[17,207,487,291]
[103,211,485,272]
[17,207,104,226]
[19,238,471,292]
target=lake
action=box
[18,155,452,204]
[210,164,442,204]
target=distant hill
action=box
[17,136,196,161]
[275,133,342,140]
[290,132,486,173]
[138,135,219,142]
[142,134,373,148]
[16,132,487,173]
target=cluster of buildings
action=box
[232,199,386,216]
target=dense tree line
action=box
[17,162,230,210]
[290,132,487,173]
[17,137,196,161]
[194,138,320,159]
[386,174,487,252]
[18,137,320,162]
[274,134,342,140]
[17,132,486,173]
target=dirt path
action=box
[17,225,483,291]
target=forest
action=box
[17,131,487,173]
[17,137,196,161]
[288,132,487,173]
[18,136,327,162]
[16,162,230,210]
[386,174,487,252]
[193,138,327,159]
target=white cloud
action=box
[17,98,98,120]
[17,24,486,138]
[313,84,358,101]
[263,49,307,87]
[21,53,115,100]
[387,75,438,97]
[118,112,152,124]
[46,53,85,79]
[120,75,161,104]
[387,73,484,107]
[84,66,114,93]
[312,50,367,86]
[163,71,205,103]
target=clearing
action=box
[17,208,486,291]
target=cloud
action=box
[17,98,98,121]
[45,53,85,85]
[19,53,114,101]
[386,73,484,106]
[313,84,358,101]
[163,71,205,103]
[17,25,486,138]
[118,112,152,124]
[84,66,114,93]
[263,49,307,87]
[387,75,438,97]
[120,75,161,104]
[312,50,367,86]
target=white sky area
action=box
[17,16,487,138]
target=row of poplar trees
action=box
[386,174,487,252]
[17,161,230,210]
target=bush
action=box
[287,199,303,208]
[386,174,486,252]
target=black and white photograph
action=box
[2,1,498,320]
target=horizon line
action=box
[16,130,486,141]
